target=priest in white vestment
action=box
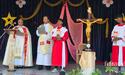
[36,16,53,70]
[3,19,33,67]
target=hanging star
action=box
[2,12,16,27]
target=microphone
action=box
[13,22,17,25]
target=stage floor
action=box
[0,62,124,75]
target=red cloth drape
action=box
[66,4,83,61]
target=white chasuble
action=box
[3,26,33,67]
[36,23,53,66]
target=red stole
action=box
[22,27,28,65]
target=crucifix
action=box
[77,7,102,49]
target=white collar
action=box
[44,23,49,26]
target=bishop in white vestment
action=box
[3,19,33,67]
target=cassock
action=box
[36,23,53,66]
[3,26,33,67]
[111,24,125,66]
[52,27,68,67]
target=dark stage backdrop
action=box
[0,0,125,63]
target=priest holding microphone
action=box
[3,18,33,69]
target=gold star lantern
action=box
[2,12,16,27]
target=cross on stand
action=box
[77,7,102,50]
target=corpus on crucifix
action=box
[77,7,102,49]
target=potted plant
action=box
[105,61,118,75]
[92,69,101,75]
[105,66,116,75]
[121,72,125,75]
[67,68,82,75]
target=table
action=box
[79,51,96,75]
